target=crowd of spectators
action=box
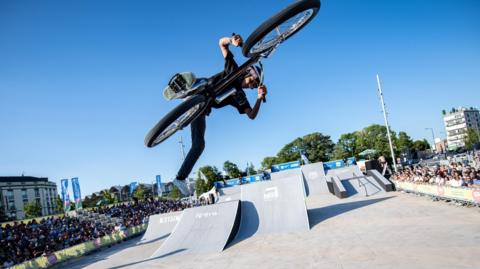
[0,198,193,268]
[393,152,480,188]
[92,198,191,228]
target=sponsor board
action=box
[271,161,301,172]
[214,173,266,189]
[395,181,480,204]
[323,160,345,170]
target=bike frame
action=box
[198,46,276,108]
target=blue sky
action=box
[1,0,479,197]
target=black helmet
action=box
[245,64,263,85]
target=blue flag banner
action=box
[60,179,70,212]
[71,177,83,210]
[129,182,138,196]
[156,175,163,197]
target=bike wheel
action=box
[242,0,320,58]
[145,95,207,148]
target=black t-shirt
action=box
[208,51,251,114]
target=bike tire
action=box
[242,0,320,58]
[145,95,207,148]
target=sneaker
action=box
[172,178,191,196]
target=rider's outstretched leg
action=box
[173,113,206,196]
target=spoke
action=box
[250,9,314,55]
[275,27,281,37]
[154,103,203,145]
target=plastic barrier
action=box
[394,181,480,204]
[11,224,147,269]
[271,161,301,172]
[214,174,266,189]
[323,160,345,170]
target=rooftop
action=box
[443,106,479,116]
[0,176,49,183]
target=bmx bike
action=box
[145,0,321,148]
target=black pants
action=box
[176,113,206,180]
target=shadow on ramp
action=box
[110,248,187,269]
[308,197,393,228]
[226,201,259,248]
[341,180,358,196]
[136,233,170,246]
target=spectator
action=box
[0,197,195,267]
[392,151,480,189]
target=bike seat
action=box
[190,78,208,91]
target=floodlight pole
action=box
[376,74,397,172]
[179,136,186,161]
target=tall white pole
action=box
[376,74,398,172]
[179,136,186,161]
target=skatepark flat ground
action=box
[56,192,480,269]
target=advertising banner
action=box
[60,178,70,212]
[323,160,345,170]
[156,175,163,197]
[242,175,262,184]
[225,178,240,187]
[214,181,224,189]
[395,181,480,204]
[346,157,356,165]
[271,161,301,172]
[71,177,82,210]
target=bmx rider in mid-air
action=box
[172,34,268,196]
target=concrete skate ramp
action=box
[301,162,329,196]
[342,176,384,197]
[138,211,182,245]
[233,174,309,243]
[151,200,240,258]
[326,166,384,197]
[217,185,241,203]
[270,168,302,180]
[367,169,394,191]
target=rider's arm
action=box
[245,99,262,120]
[244,85,267,120]
[219,35,243,58]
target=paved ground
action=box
[58,192,480,269]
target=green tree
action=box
[277,132,334,163]
[199,165,222,190]
[195,178,207,196]
[412,139,430,152]
[55,195,63,213]
[396,131,413,153]
[133,185,145,200]
[261,156,278,170]
[24,201,42,219]
[246,163,256,176]
[223,161,242,179]
[332,132,357,160]
[101,190,117,204]
[465,128,480,149]
[355,124,397,158]
[169,186,181,199]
